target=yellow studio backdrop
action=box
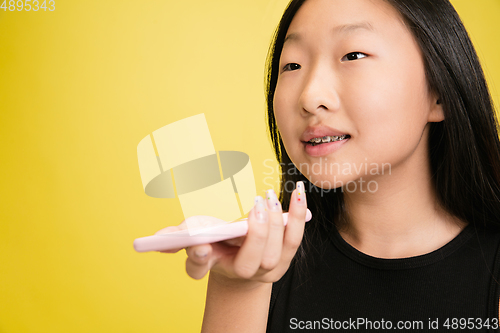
[0,0,498,332]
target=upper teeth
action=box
[308,135,348,143]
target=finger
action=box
[185,244,213,279]
[232,196,269,279]
[282,181,307,260]
[221,236,245,247]
[260,189,284,270]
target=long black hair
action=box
[265,0,500,264]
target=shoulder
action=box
[470,223,500,250]
[473,224,500,321]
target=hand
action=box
[158,181,308,285]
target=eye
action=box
[282,63,301,72]
[341,52,368,62]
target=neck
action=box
[338,135,466,259]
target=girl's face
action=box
[273,0,443,189]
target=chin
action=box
[303,174,350,190]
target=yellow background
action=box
[0,0,498,332]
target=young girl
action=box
[162,0,500,331]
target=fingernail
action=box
[266,189,281,211]
[195,249,208,258]
[296,181,306,205]
[254,196,267,223]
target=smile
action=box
[307,135,350,146]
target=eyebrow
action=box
[335,22,375,34]
[283,22,375,45]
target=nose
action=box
[299,64,340,115]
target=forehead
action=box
[285,0,408,43]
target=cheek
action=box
[347,64,429,170]
[347,60,430,157]
[273,82,297,145]
[273,85,286,125]
[273,92,287,141]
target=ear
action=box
[427,96,444,122]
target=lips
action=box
[300,125,351,157]
[301,125,350,143]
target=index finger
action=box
[281,181,307,259]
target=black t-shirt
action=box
[267,223,500,332]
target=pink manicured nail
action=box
[254,196,267,223]
[296,181,306,205]
[266,189,281,211]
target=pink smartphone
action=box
[133,209,312,253]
